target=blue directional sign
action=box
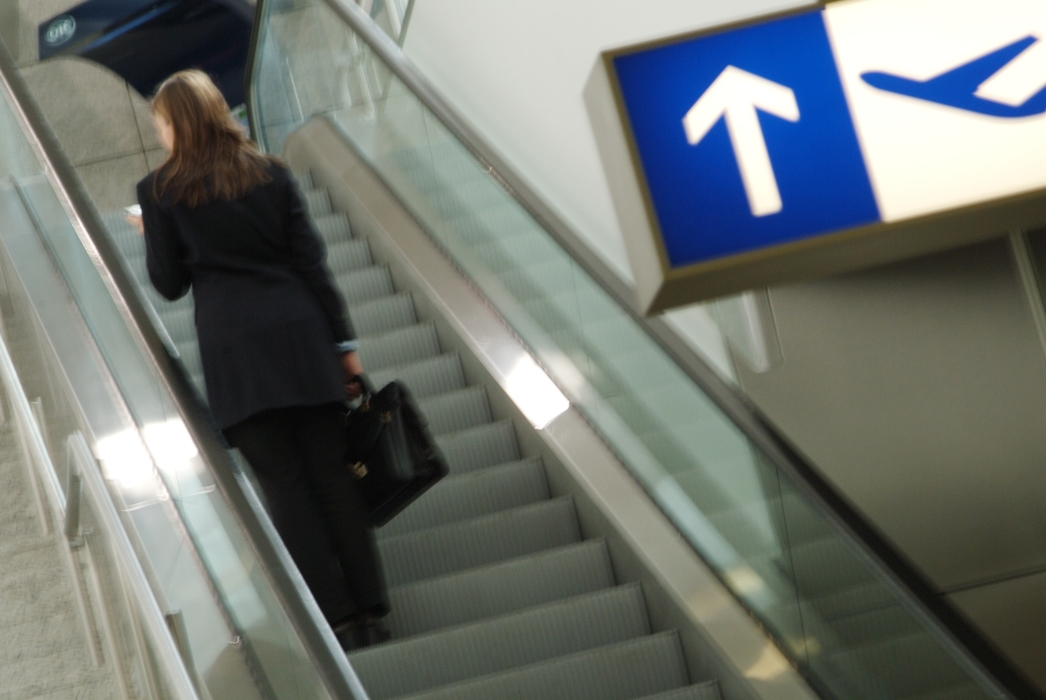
[613,9,880,268]
[589,0,1046,312]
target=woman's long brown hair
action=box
[151,70,273,207]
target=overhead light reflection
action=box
[95,428,154,491]
[142,418,199,474]
[503,355,570,429]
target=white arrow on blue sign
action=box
[587,0,1046,313]
[683,66,800,217]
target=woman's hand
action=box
[125,214,144,234]
[342,350,364,398]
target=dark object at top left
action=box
[39,0,254,107]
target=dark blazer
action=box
[137,162,355,429]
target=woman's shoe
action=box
[332,618,363,652]
[331,614,390,651]
[355,616,391,647]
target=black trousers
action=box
[225,403,388,624]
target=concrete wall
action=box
[734,238,1046,689]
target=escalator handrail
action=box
[0,35,369,700]
[244,2,1042,698]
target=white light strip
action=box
[503,355,570,429]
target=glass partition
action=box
[0,43,347,700]
[249,2,1017,699]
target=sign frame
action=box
[584,2,1046,315]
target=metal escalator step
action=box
[102,210,142,248]
[395,631,688,700]
[178,341,201,369]
[470,233,563,274]
[807,601,919,651]
[350,293,417,337]
[156,304,196,342]
[440,205,530,243]
[901,686,988,700]
[303,188,332,216]
[790,537,873,599]
[336,265,395,306]
[386,540,614,638]
[417,386,491,435]
[368,353,465,399]
[435,420,518,474]
[359,323,440,371]
[293,170,314,191]
[324,237,370,271]
[376,458,548,539]
[812,581,896,622]
[824,633,971,699]
[779,490,834,545]
[349,584,650,700]
[315,212,352,242]
[120,245,145,268]
[636,683,722,700]
[378,497,580,587]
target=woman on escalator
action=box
[130,69,390,650]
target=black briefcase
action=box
[343,375,449,527]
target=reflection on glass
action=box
[249,1,1010,698]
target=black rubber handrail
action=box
[0,33,368,700]
[244,2,1042,698]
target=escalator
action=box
[0,0,1041,699]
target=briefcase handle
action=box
[348,373,378,397]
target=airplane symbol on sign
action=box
[861,35,1046,117]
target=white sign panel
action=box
[826,0,1046,222]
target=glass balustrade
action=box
[249,1,1016,698]
[0,43,349,700]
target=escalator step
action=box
[325,237,371,272]
[417,386,491,436]
[293,170,314,191]
[790,537,874,599]
[823,632,971,699]
[900,687,987,700]
[469,233,564,275]
[178,342,202,375]
[394,631,687,700]
[435,420,519,474]
[336,265,395,305]
[635,683,722,700]
[805,601,919,651]
[349,584,650,700]
[386,540,615,638]
[157,305,196,345]
[368,353,465,399]
[812,581,897,623]
[350,293,417,337]
[376,458,548,539]
[378,497,580,587]
[303,189,332,217]
[359,323,440,371]
[315,211,352,242]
